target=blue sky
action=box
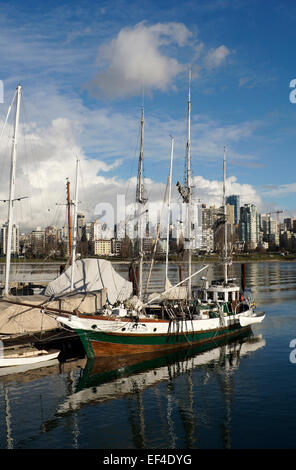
[0,0,295,229]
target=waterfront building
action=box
[77,213,86,241]
[239,204,259,250]
[30,227,46,252]
[0,222,20,256]
[284,218,295,231]
[261,214,279,247]
[91,219,114,241]
[192,201,203,250]
[111,238,122,255]
[226,195,240,225]
[226,204,235,225]
[92,239,112,256]
[201,205,220,252]
[44,226,58,254]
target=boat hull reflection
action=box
[55,326,265,415]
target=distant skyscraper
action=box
[239,204,259,250]
[77,213,86,240]
[226,195,240,225]
[0,222,20,255]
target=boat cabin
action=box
[195,278,240,304]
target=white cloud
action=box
[0,80,265,233]
[192,175,263,209]
[86,22,194,99]
[259,183,296,198]
[205,45,231,69]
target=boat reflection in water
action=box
[49,327,265,449]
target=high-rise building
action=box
[192,201,202,250]
[261,214,279,246]
[226,204,235,225]
[0,222,20,255]
[284,218,295,231]
[77,213,86,241]
[226,195,240,225]
[201,205,220,252]
[91,219,114,241]
[239,204,259,250]
[30,226,45,255]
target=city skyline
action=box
[0,1,295,233]
[2,194,295,259]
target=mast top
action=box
[136,106,147,205]
[188,68,191,101]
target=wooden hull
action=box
[76,324,247,359]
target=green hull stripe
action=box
[76,324,242,358]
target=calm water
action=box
[0,261,296,449]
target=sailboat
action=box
[54,93,265,359]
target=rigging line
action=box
[19,100,33,223]
[77,159,89,220]
[125,111,142,202]
[0,102,15,198]
[143,177,170,299]
[21,93,51,221]
[0,90,16,143]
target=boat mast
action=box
[223,146,228,284]
[136,107,147,300]
[4,84,21,296]
[66,178,73,266]
[165,136,174,280]
[70,158,79,291]
[187,69,192,299]
[176,69,193,300]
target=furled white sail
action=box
[44,259,133,305]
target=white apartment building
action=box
[0,222,20,255]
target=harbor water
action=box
[0,261,295,449]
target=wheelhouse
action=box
[195,278,240,304]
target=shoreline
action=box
[0,257,295,265]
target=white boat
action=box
[0,349,60,367]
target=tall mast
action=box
[66,179,73,266]
[187,69,192,299]
[165,136,174,280]
[223,146,228,284]
[176,70,193,300]
[4,84,21,296]
[70,158,79,291]
[136,107,147,300]
[136,107,146,205]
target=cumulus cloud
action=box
[0,113,127,232]
[0,82,266,232]
[205,45,231,69]
[84,22,234,99]
[0,106,265,234]
[86,22,193,99]
[193,175,263,209]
